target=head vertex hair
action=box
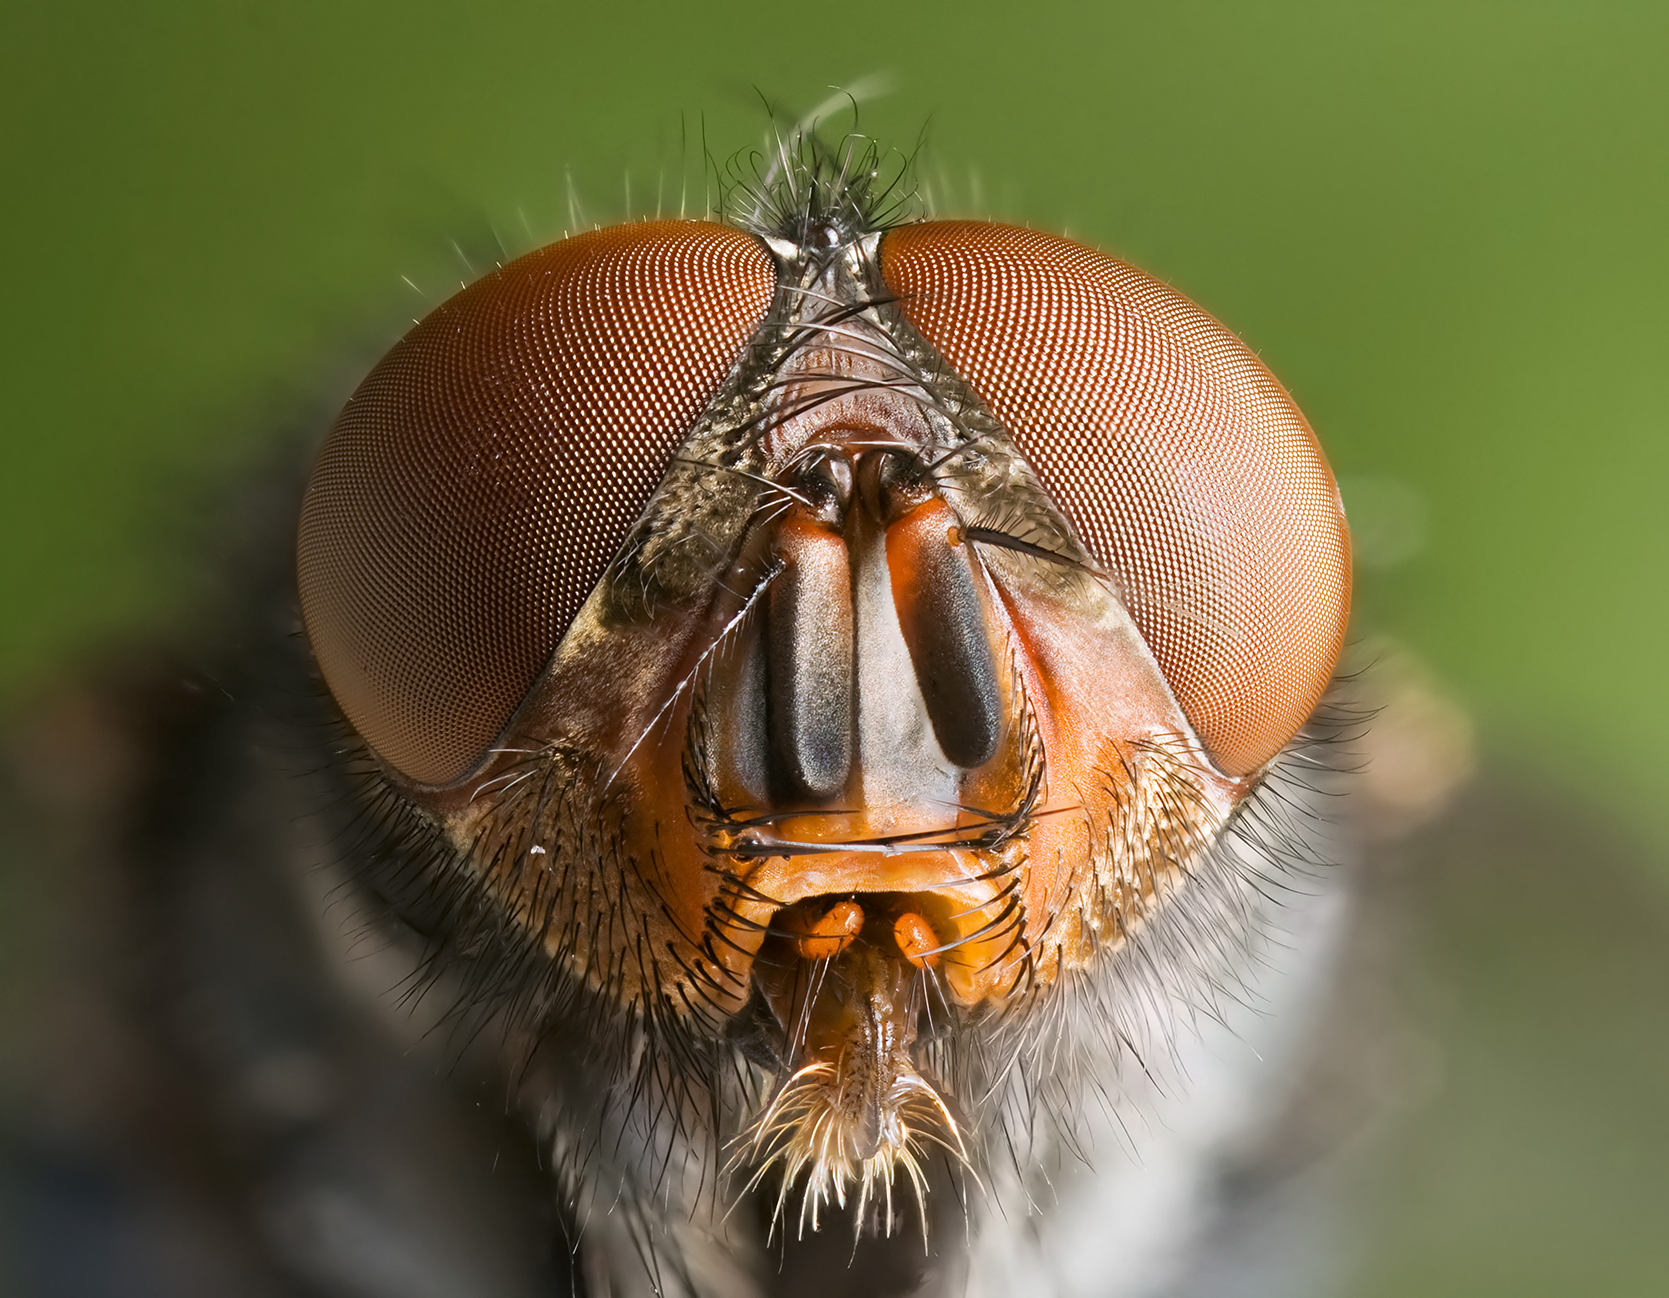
[719,117,924,247]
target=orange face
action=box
[296,202,1350,1206]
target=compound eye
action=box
[880,222,1351,776]
[297,222,774,785]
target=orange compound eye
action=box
[880,222,1351,777]
[297,222,775,786]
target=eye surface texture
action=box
[297,221,774,785]
[881,221,1351,776]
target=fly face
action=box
[296,148,1350,1239]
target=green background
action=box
[3,1,1666,1293]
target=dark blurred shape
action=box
[1342,772,1669,1297]
[5,621,1668,1294]
[0,498,571,1298]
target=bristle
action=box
[717,119,923,244]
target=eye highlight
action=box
[880,221,1351,776]
[296,221,775,785]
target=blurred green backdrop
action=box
[2,1,1666,1294]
